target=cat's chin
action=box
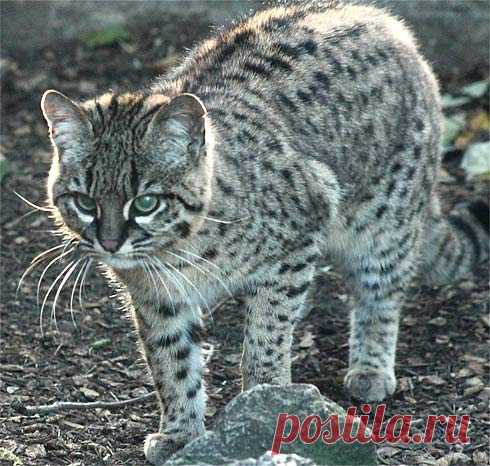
[100,255,140,270]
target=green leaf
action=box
[0,447,23,466]
[91,338,111,350]
[442,113,466,149]
[461,80,489,99]
[461,141,490,178]
[82,26,131,48]
[0,154,7,184]
[441,94,471,109]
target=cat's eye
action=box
[75,194,97,213]
[133,195,160,215]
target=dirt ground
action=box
[1,13,489,466]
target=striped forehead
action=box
[87,155,138,199]
[81,94,168,199]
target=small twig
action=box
[22,391,157,415]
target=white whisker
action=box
[173,248,234,300]
[138,258,161,309]
[70,259,89,328]
[143,257,176,314]
[14,191,53,212]
[159,256,211,316]
[36,247,75,308]
[17,250,60,298]
[39,260,76,335]
[199,215,250,224]
[50,258,83,331]
[150,257,191,310]
[30,243,66,266]
[78,259,93,311]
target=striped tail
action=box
[420,198,489,286]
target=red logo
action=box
[271,404,470,455]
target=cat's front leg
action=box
[131,301,206,465]
[241,267,314,391]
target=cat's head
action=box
[41,90,215,269]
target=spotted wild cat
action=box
[39,1,489,464]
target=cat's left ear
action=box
[41,90,90,151]
[148,93,207,159]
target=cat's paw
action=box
[344,368,396,402]
[144,433,184,465]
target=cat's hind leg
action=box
[342,222,421,402]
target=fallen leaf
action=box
[25,444,46,459]
[428,317,447,326]
[60,419,85,430]
[473,451,489,465]
[420,375,446,386]
[298,331,315,348]
[80,387,99,400]
[455,367,473,378]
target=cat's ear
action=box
[148,93,207,160]
[41,90,90,151]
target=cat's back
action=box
[169,2,435,98]
[158,2,441,202]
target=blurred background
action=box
[2,0,489,79]
[1,2,489,466]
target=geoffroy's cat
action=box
[38,1,489,464]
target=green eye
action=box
[75,194,96,213]
[133,195,159,214]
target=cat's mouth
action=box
[99,254,141,270]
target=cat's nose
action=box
[100,239,120,253]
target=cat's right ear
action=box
[41,90,90,152]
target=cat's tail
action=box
[419,195,489,286]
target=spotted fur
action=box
[40,2,489,463]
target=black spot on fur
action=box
[281,168,293,183]
[278,263,290,274]
[216,177,234,195]
[346,65,357,80]
[297,89,312,103]
[188,322,205,343]
[158,332,182,347]
[291,262,308,273]
[300,39,318,55]
[276,42,301,60]
[313,71,330,91]
[277,93,297,112]
[202,248,218,260]
[468,200,489,234]
[391,162,402,173]
[285,282,309,298]
[176,346,191,360]
[176,367,188,380]
[449,214,482,264]
[175,221,191,238]
[243,61,271,77]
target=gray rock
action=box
[211,452,315,466]
[164,384,377,466]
